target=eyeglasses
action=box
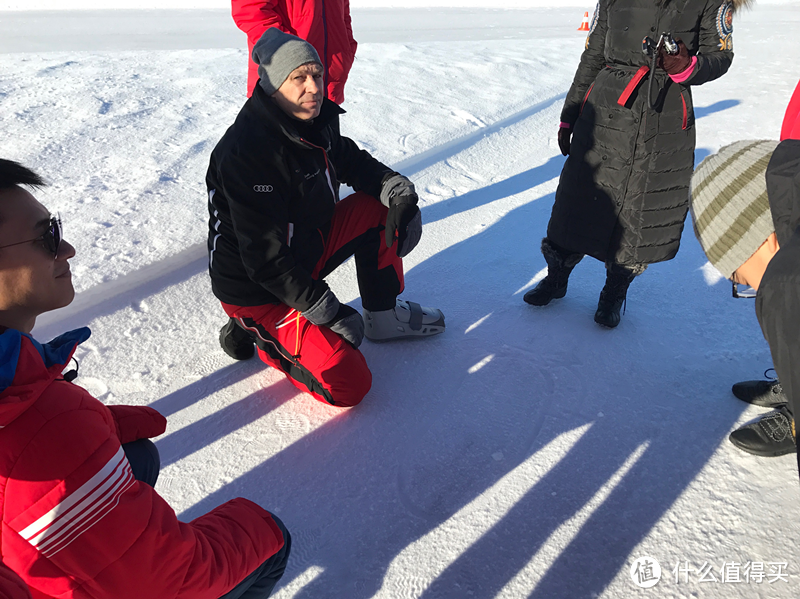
[0,216,62,258]
[731,280,757,299]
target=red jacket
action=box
[782,79,800,141]
[232,0,357,103]
[0,328,284,599]
[0,562,31,599]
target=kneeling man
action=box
[207,29,444,408]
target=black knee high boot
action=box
[524,238,583,306]
[594,263,646,328]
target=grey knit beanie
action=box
[690,140,779,279]
[251,28,322,96]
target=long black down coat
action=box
[547,0,741,266]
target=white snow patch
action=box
[701,261,726,286]
[514,267,548,296]
[465,312,492,334]
[468,354,495,374]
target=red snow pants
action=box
[222,192,404,408]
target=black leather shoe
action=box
[729,405,797,457]
[732,378,786,408]
[219,318,255,360]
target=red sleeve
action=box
[0,563,32,599]
[5,406,283,599]
[106,405,167,444]
[231,0,287,42]
[343,0,357,55]
[231,0,289,97]
[781,79,800,141]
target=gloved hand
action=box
[381,173,422,257]
[386,201,421,257]
[380,173,417,207]
[325,304,365,348]
[657,39,692,75]
[557,126,572,156]
[302,289,365,348]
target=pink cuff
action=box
[669,56,698,83]
[559,122,572,129]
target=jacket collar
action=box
[249,84,344,147]
[0,327,91,427]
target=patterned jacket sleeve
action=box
[683,0,734,86]
[4,401,284,599]
[561,1,608,126]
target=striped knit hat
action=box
[690,140,780,279]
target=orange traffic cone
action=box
[578,11,591,31]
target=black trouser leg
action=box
[217,515,292,599]
[122,439,161,487]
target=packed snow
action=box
[2,3,800,598]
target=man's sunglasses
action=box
[0,216,62,257]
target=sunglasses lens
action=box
[735,283,757,298]
[45,217,62,256]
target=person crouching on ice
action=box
[207,29,445,408]
[0,160,290,598]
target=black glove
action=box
[558,126,572,156]
[386,201,421,257]
[657,39,692,75]
[380,173,417,207]
[380,173,422,257]
[301,289,364,348]
[325,304,364,348]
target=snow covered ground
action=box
[3,3,800,598]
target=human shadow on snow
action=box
[177,149,754,599]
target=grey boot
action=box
[523,238,583,306]
[594,263,646,328]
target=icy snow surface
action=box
[3,4,800,598]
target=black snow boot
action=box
[732,369,787,408]
[523,238,583,306]
[594,263,645,328]
[219,317,255,360]
[728,404,796,457]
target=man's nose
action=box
[57,239,76,260]
[307,76,321,96]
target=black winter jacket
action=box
[757,140,800,470]
[206,86,392,309]
[548,0,736,266]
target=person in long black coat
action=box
[524,0,745,327]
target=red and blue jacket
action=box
[232,0,357,103]
[0,327,284,599]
